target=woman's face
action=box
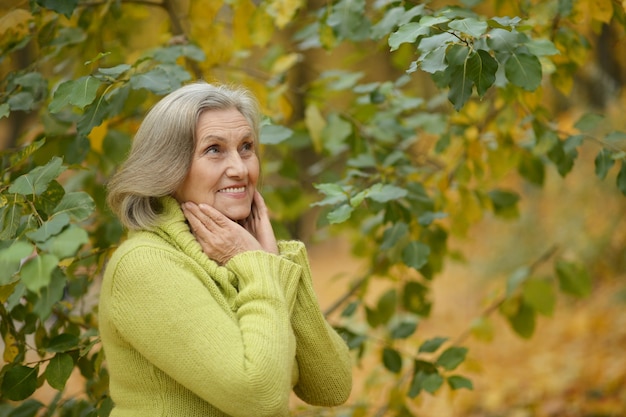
[174,108,259,221]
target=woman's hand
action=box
[182,202,264,264]
[240,191,279,255]
[181,191,278,264]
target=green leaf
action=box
[574,112,604,131]
[8,91,35,111]
[436,346,468,370]
[507,300,536,338]
[49,77,101,111]
[70,76,101,108]
[322,113,352,155]
[0,203,23,240]
[26,213,70,242]
[448,17,488,37]
[605,130,626,142]
[419,336,448,353]
[402,241,431,270]
[388,22,430,51]
[382,347,402,373]
[36,180,66,216]
[487,189,520,216]
[48,81,74,114]
[2,399,43,417]
[8,138,45,168]
[8,156,66,196]
[547,140,576,177]
[377,289,397,325]
[341,300,359,317]
[45,353,74,390]
[0,241,34,285]
[45,225,89,259]
[420,15,451,27]
[312,183,348,206]
[522,278,556,316]
[52,191,95,221]
[33,268,66,320]
[36,0,78,17]
[47,333,80,353]
[409,368,443,397]
[555,259,592,297]
[526,39,560,56]
[152,45,206,63]
[486,28,525,52]
[380,222,408,250]
[260,124,293,145]
[390,320,418,339]
[365,305,381,328]
[0,102,9,119]
[1,365,39,401]
[371,6,406,40]
[366,183,408,203]
[418,46,448,74]
[518,151,545,185]
[97,64,132,78]
[403,281,431,316]
[446,45,473,110]
[447,375,474,390]
[20,253,59,293]
[467,49,497,97]
[327,204,353,224]
[421,372,444,394]
[130,68,174,94]
[618,161,626,196]
[504,51,542,91]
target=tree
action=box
[1,0,625,415]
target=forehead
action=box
[196,108,251,136]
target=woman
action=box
[99,82,352,417]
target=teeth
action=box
[219,187,245,193]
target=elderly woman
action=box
[99,82,352,417]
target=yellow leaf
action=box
[590,0,613,23]
[0,281,19,303]
[3,333,18,363]
[271,53,299,75]
[0,8,31,41]
[249,4,275,47]
[233,0,254,48]
[305,104,326,153]
[267,0,303,29]
[88,121,108,153]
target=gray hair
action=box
[107,81,260,230]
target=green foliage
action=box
[1,0,625,415]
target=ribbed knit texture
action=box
[98,197,352,417]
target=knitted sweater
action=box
[98,197,352,417]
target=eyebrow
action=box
[198,130,254,144]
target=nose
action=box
[225,151,247,179]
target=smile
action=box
[218,187,246,193]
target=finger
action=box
[181,205,208,233]
[196,203,235,228]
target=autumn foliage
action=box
[1,0,626,415]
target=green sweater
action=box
[98,197,352,417]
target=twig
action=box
[451,244,559,346]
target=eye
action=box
[203,144,220,155]
[241,141,255,153]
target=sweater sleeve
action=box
[278,241,353,406]
[107,244,301,417]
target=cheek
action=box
[249,157,260,184]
